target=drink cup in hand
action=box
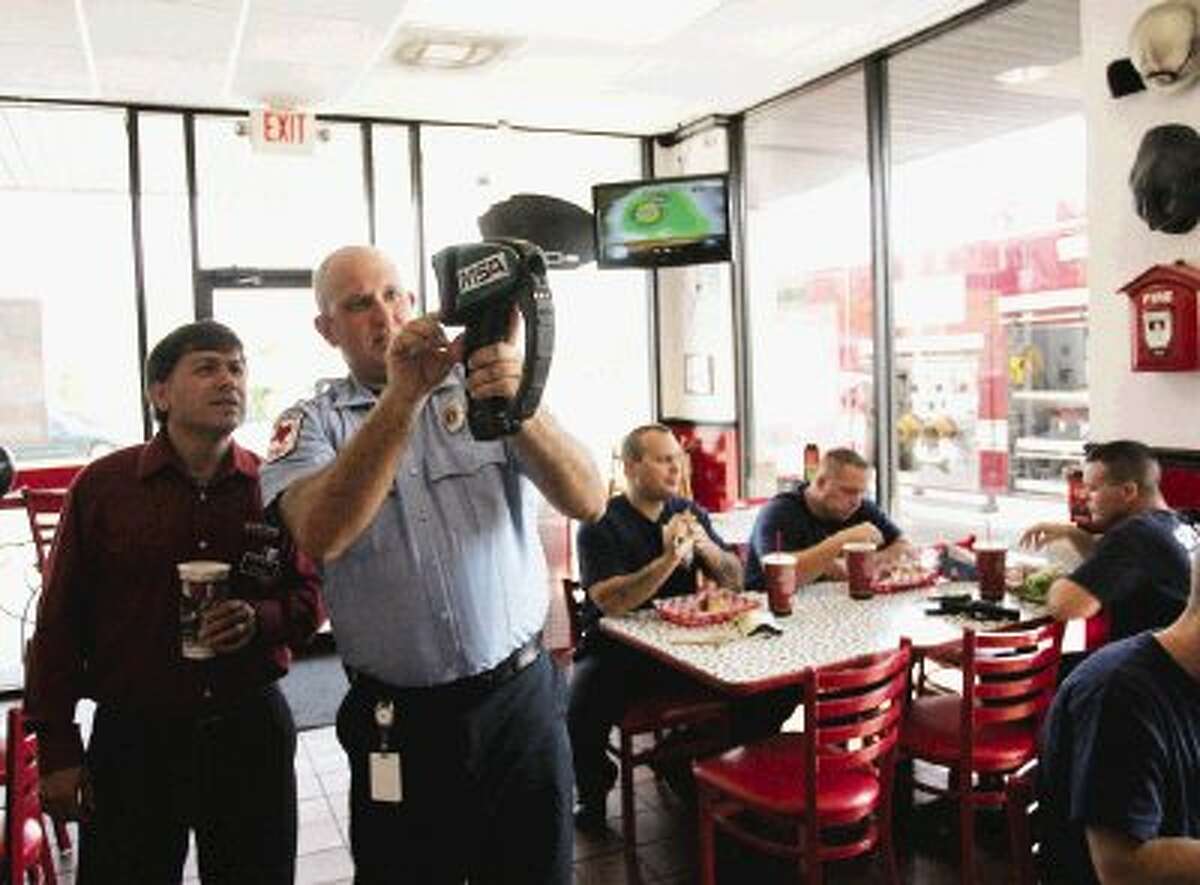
[178,561,230,659]
[843,542,878,600]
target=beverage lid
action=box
[761,552,797,565]
[842,542,878,553]
[974,541,1008,552]
[177,560,231,581]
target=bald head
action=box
[314,246,399,316]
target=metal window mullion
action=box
[125,108,152,440]
[183,112,204,318]
[410,124,427,312]
[642,136,661,421]
[362,121,376,245]
[727,115,751,496]
[865,57,896,512]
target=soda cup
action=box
[178,561,230,659]
[975,543,1007,602]
[843,542,878,600]
[762,552,797,616]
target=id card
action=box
[369,751,403,803]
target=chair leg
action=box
[803,817,822,885]
[879,769,902,885]
[39,827,58,882]
[697,790,717,885]
[620,730,641,884]
[51,816,72,852]
[958,771,975,885]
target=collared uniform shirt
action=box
[258,373,548,689]
[25,433,325,773]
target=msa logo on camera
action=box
[457,252,510,295]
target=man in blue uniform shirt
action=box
[745,448,909,589]
[1039,550,1200,884]
[1021,440,1198,646]
[259,245,605,885]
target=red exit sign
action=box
[248,109,317,155]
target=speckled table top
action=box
[599,581,1047,694]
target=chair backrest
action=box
[1005,757,1041,885]
[6,706,54,883]
[960,619,1064,759]
[807,639,913,775]
[21,488,68,576]
[798,640,912,859]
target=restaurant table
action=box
[598,581,1048,696]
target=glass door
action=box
[198,271,347,459]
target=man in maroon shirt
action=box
[25,321,324,884]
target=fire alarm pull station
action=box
[1118,261,1200,372]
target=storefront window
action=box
[194,115,368,268]
[743,71,874,496]
[0,104,141,691]
[419,125,649,477]
[0,104,142,468]
[888,0,1085,542]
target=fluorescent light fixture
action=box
[994,65,1052,86]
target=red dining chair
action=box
[562,579,730,881]
[901,620,1063,885]
[20,489,68,578]
[17,489,73,855]
[1005,758,1041,885]
[693,640,912,885]
[3,707,58,883]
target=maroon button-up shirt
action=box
[25,433,325,773]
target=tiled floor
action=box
[44,722,1016,884]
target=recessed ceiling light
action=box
[393,30,514,70]
[994,65,1052,86]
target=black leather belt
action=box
[350,632,543,700]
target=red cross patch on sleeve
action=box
[266,411,302,462]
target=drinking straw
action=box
[775,530,782,553]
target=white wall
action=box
[653,128,738,422]
[1084,0,1200,446]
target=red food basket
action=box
[654,589,760,627]
[871,569,940,595]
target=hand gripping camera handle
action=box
[461,275,554,440]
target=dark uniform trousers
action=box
[77,682,297,884]
[337,649,573,885]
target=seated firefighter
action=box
[567,423,796,830]
[1021,439,1198,647]
[745,447,911,590]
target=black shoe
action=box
[574,799,608,834]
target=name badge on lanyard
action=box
[370,700,403,803]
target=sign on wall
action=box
[247,109,318,155]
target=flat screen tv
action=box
[592,173,731,269]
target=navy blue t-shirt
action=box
[1039,633,1200,884]
[575,494,732,642]
[1069,510,1198,641]
[744,484,901,590]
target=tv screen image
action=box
[592,174,731,268]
